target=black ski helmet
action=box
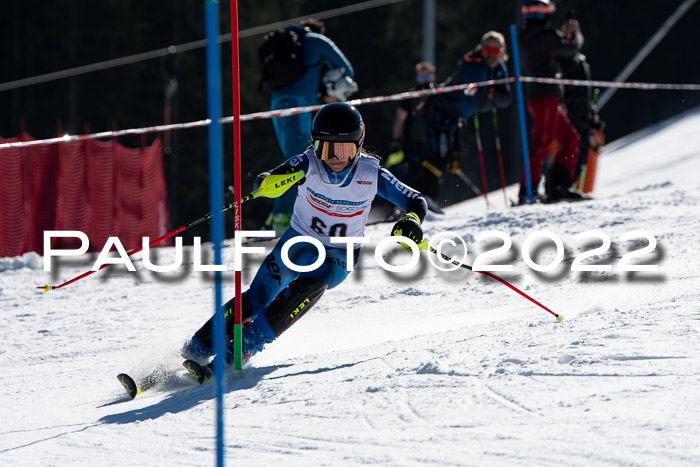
[521,0,555,21]
[311,102,365,152]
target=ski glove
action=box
[391,212,423,246]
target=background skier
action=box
[262,19,358,233]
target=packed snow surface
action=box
[1,108,700,466]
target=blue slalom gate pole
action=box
[509,24,532,203]
[204,0,225,465]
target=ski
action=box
[117,373,140,399]
[510,196,544,207]
[115,366,176,399]
[182,360,213,385]
[510,193,591,207]
[542,194,592,204]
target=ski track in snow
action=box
[2,108,700,465]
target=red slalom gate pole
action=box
[230,0,244,377]
[492,107,509,208]
[473,111,490,209]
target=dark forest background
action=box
[2,0,699,241]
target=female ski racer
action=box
[181,102,428,365]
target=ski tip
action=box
[182,360,208,385]
[555,314,565,323]
[117,373,140,399]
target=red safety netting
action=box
[0,137,25,257]
[0,134,170,258]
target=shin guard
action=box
[265,277,328,337]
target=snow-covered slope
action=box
[2,108,700,466]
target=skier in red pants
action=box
[524,96,580,199]
[518,0,584,203]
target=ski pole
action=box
[491,107,509,208]
[38,171,305,292]
[473,111,490,209]
[455,168,485,198]
[418,238,564,322]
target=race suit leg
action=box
[239,228,359,354]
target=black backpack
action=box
[258,27,307,91]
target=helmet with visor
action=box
[311,102,365,168]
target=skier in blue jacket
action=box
[267,19,358,233]
[182,103,427,368]
[441,31,512,119]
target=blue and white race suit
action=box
[246,149,426,342]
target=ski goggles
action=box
[482,46,502,56]
[313,140,358,162]
[416,72,435,81]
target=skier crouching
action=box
[181,102,428,367]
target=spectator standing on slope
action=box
[388,62,452,210]
[518,0,583,203]
[558,13,602,183]
[443,31,512,120]
[259,19,358,233]
[440,31,512,203]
